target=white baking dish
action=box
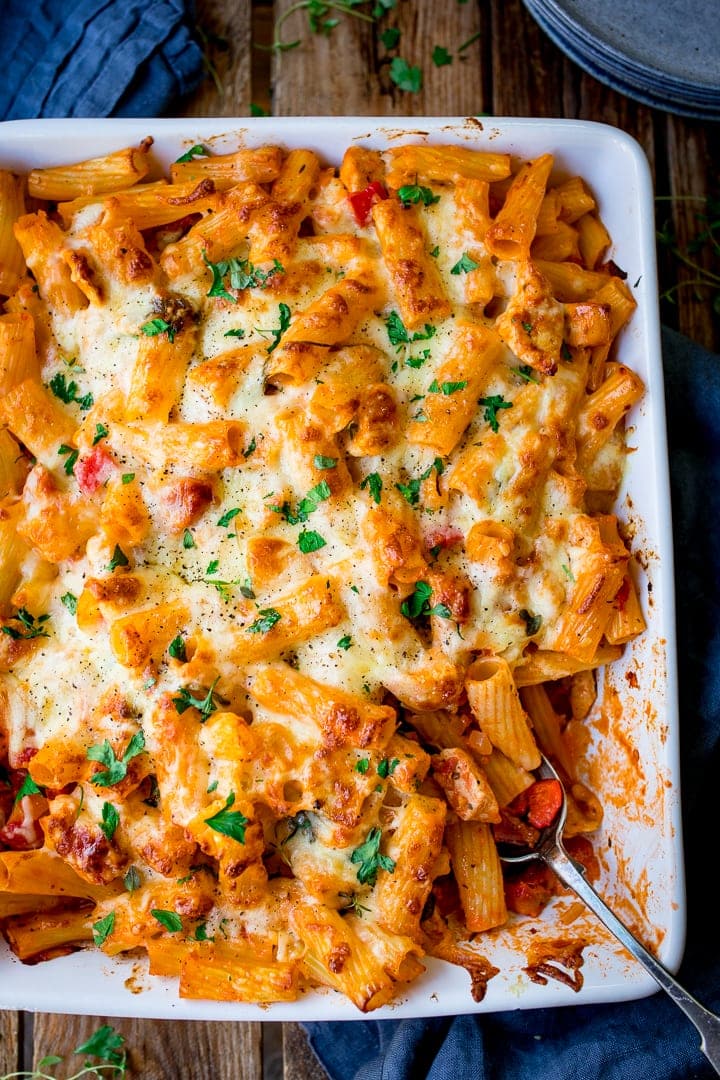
[0,116,682,1020]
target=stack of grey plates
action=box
[522,0,720,120]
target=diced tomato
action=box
[75,446,114,495]
[526,779,563,829]
[504,864,555,917]
[347,181,388,227]
[425,525,465,551]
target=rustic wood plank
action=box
[665,115,720,351]
[283,1022,329,1080]
[271,0,485,116]
[184,0,252,117]
[490,0,564,117]
[0,1012,19,1075]
[32,1014,262,1080]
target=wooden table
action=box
[1,1,718,1076]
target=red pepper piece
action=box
[525,778,563,830]
[75,446,114,495]
[348,180,388,227]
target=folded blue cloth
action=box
[1,0,204,120]
[304,325,720,1079]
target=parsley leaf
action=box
[250,102,269,116]
[261,301,292,353]
[93,422,109,445]
[74,1025,125,1067]
[298,529,326,553]
[172,677,221,721]
[519,609,542,636]
[395,478,422,506]
[432,44,452,66]
[107,544,129,571]
[397,184,440,207]
[247,608,281,634]
[313,454,337,469]
[92,912,115,947]
[478,394,513,432]
[428,379,467,395]
[204,253,284,302]
[355,758,370,774]
[450,252,480,274]
[400,580,452,620]
[337,634,353,650]
[87,731,145,787]
[57,443,79,475]
[217,507,241,527]
[49,371,94,410]
[61,592,78,615]
[360,472,383,504]
[514,365,539,383]
[389,56,422,93]
[204,791,248,843]
[168,634,187,661]
[377,757,400,778]
[380,26,400,48]
[14,774,44,802]
[175,144,209,163]
[99,801,120,841]
[122,472,135,484]
[141,317,176,343]
[124,866,141,892]
[350,827,396,886]
[151,909,183,933]
[1,608,50,641]
[183,529,195,549]
[385,311,436,351]
[405,348,431,369]
[224,327,246,338]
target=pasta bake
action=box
[0,133,646,1011]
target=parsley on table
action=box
[172,676,221,721]
[204,791,248,843]
[87,731,145,787]
[107,544,129,571]
[397,184,440,207]
[48,371,94,410]
[380,26,400,48]
[298,529,326,553]
[93,422,109,445]
[168,634,187,661]
[99,801,120,841]
[428,379,467,395]
[14,774,44,802]
[141,317,176,343]
[377,757,400,778]
[360,472,383,504]
[350,827,396,886]
[432,44,452,66]
[74,1024,126,1070]
[92,911,115,946]
[450,252,480,274]
[57,443,79,475]
[151,909,183,933]
[61,591,78,615]
[478,394,513,432]
[519,609,542,636]
[250,102,269,116]
[389,56,422,92]
[247,608,281,634]
[175,144,209,163]
[400,580,452,620]
[337,634,353,650]
[1,608,50,640]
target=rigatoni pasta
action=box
[0,134,645,1011]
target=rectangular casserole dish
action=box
[0,115,682,1020]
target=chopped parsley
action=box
[107,544,129,571]
[519,609,542,636]
[182,529,195,549]
[298,529,326,553]
[350,827,396,886]
[151,909,183,933]
[450,252,480,274]
[380,26,400,47]
[141,317,176,343]
[74,1025,125,1068]
[122,472,135,484]
[389,56,422,93]
[92,912,115,946]
[385,310,436,351]
[355,758,370,774]
[224,327,246,338]
[395,478,422,506]
[124,866,141,892]
[247,608,282,634]
[93,422,109,445]
[172,677,221,721]
[271,479,331,524]
[87,730,145,787]
[168,634,187,661]
[428,379,467,395]
[217,507,241,527]
[514,365,539,383]
[432,44,452,66]
[561,342,573,361]
[397,184,440,208]
[204,792,248,844]
[48,371,93,410]
[175,144,209,163]
[14,774,44,802]
[429,245,440,258]
[99,802,120,841]
[377,757,400,778]
[478,394,513,432]
[337,635,353,651]
[57,443,79,475]
[313,454,337,470]
[522,321,534,334]
[260,301,292,353]
[243,436,257,458]
[61,592,78,615]
[204,253,284,302]
[400,580,452,620]
[360,472,383,504]
[405,348,431,369]
[1,609,50,640]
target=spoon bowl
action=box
[499,753,720,1076]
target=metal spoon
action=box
[498,754,720,1076]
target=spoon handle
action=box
[545,842,720,1076]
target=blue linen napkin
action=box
[303,325,720,1080]
[1,0,204,121]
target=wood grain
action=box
[184,0,253,117]
[490,0,564,117]
[32,1014,262,1080]
[0,1011,19,1075]
[271,0,485,116]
